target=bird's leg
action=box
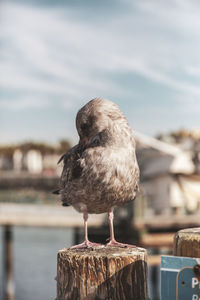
[83,211,89,243]
[106,208,136,248]
[107,208,115,242]
[70,212,104,249]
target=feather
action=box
[52,189,60,195]
[56,98,140,214]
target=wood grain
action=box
[173,227,200,257]
[57,246,148,300]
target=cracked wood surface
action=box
[57,246,148,300]
[174,227,200,257]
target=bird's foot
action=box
[106,239,136,248]
[69,240,104,249]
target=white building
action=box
[26,150,43,174]
[134,131,200,216]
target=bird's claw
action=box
[69,240,104,249]
[106,239,136,248]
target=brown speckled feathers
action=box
[57,98,139,214]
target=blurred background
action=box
[1,0,200,299]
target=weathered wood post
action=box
[173,227,200,257]
[57,246,148,300]
[174,227,200,285]
[161,229,200,300]
[4,225,14,300]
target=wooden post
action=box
[173,227,200,257]
[4,225,15,300]
[57,246,148,300]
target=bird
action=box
[54,98,139,248]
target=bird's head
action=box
[76,98,128,147]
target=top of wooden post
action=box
[57,246,148,300]
[174,227,200,257]
[58,246,147,260]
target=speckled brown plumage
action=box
[56,98,139,248]
[58,98,139,214]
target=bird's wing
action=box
[123,162,140,204]
[57,145,78,165]
[59,145,83,189]
[53,145,83,199]
[58,136,101,190]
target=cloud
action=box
[1,0,200,142]
[175,93,200,114]
[1,1,200,103]
[0,96,50,110]
[185,66,200,77]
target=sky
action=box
[0,0,200,145]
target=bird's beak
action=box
[88,134,99,146]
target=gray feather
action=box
[58,98,140,214]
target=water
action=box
[0,226,72,300]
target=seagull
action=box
[54,98,139,248]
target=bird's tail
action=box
[52,189,61,195]
[52,189,70,207]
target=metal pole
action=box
[4,225,14,300]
